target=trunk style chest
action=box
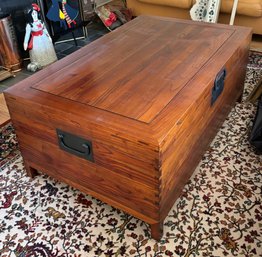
[4,16,252,240]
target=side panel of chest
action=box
[158,29,251,220]
[5,95,161,223]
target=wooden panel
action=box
[6,98,159,188]
[14,130,160,223]
[0,93,10,127]
[32,16,233,123]
[159,32,251,221]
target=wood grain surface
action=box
[0,16,22,72]
[33,18,233,123]
[0,93,10,127]
[4,16,252,240]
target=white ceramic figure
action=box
[24,3,57,70]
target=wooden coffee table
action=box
[4,16,252,240]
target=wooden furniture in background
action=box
[0,68,14,82]
[0,15,22,72]
[4,16,252,240]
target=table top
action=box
[31,16,247,123]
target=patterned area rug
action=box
[0,52,262,257]
[0,124,18,168]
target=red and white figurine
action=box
[24,3,57,71]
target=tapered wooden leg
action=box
[150,222,163,241]
[24,162,38,178]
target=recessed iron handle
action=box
[58,134,90,156]
[211,68,227,106]
[56,129,94,162]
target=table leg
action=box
[150,222,163,241]
[24,161,38,178]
